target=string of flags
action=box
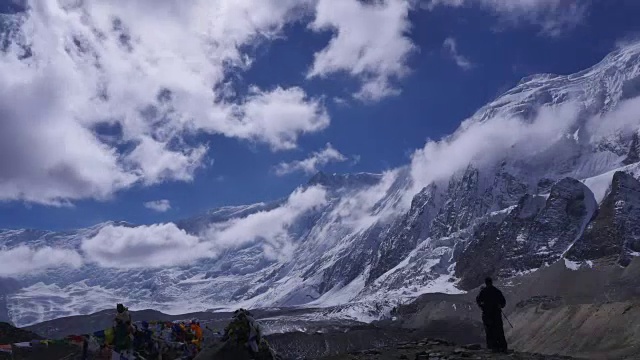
[0,320,208,357]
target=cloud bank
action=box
[0,246,83,276]
[81,186,327,268]
[81,223,212,269]
[0,0,417,205]
[0,0,325,204]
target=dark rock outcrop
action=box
[430,167,488,240]
[566,171,640,265]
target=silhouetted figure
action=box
[476,277,508,352]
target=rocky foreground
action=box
[321,339,579,360]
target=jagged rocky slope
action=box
[2,42,640,328]
[388,255,640,359]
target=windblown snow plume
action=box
[410,103,580,193]
[205,186,328,260]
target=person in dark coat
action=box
[476,277,508,352]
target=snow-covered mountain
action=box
[4,42,640,328]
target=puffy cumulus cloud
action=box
[224,87,330,151]
[0,62,137,205]
[443,37,474,70]
[81,223,212,269]
[426,0,587,36]
[126,138,207,185]
[0,246,83,276]
[0,0,327,204]
[143,199,171,212]
[204,186,328,261]
[307,0,416,101]
[275,143,348,176]
[83,187,327,268]
[410,102,581,193]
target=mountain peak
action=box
[516,73,560,86]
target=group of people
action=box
[170,320,204,353]
[109,303,205,360]
[104,304,280,360]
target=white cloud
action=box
[81,223,212,269]
[586,96,640,140]
[0,0,328,204]
[143,199,172,212]
[126,138,208,185]
[307,0,416,101]
[82,186,327,268]
[0,0,470,205]
[427,0,587,36]
[223,87,330,151]
[409,102,581,193]
[0,246,83,276]
[275,143,348,176]
[443,37,474,70]
[204,186,328,261]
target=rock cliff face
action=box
[567,171,640,265]
[369,183,443,283]
[455,178,597,290]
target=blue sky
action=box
[1,0,639,230]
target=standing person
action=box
[113,303,133,359]
[476,277,508,353]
